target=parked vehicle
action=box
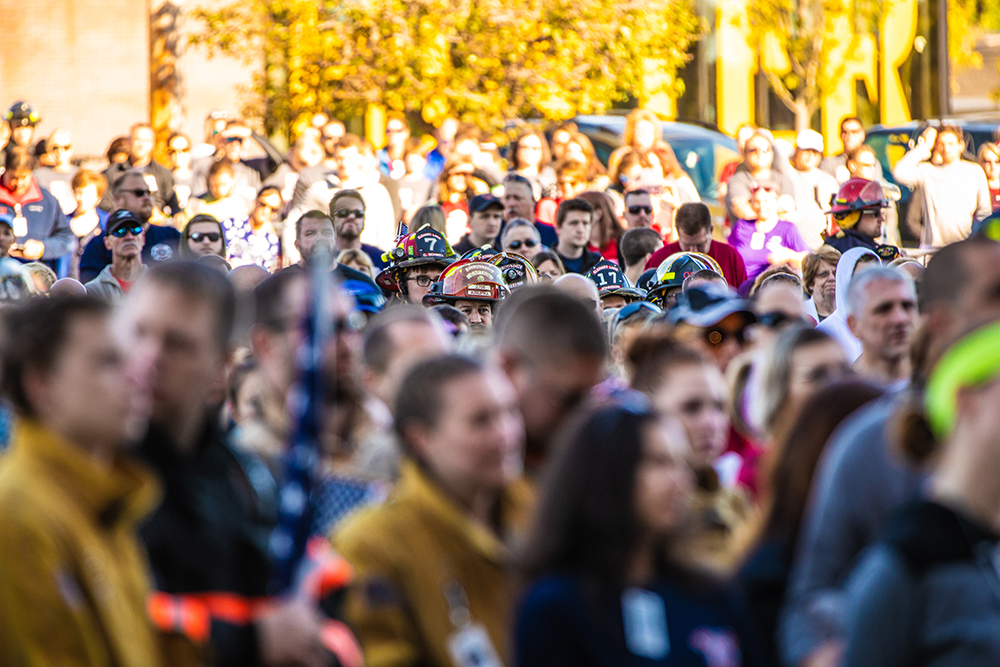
[864,119,1000,242]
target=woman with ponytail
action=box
[842,320,1000,667]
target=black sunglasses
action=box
[628,205,653,215]
[190,232,221,243]
[111,224,143,238]
[124,188,151,198]
[334,209,365,219]
[507,239,538,250]
[757,311,807,328]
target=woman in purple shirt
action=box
[729,184,808,284]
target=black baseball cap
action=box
[469,193,504,213]
[105,209,144,236]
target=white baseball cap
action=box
[796,129,824,153]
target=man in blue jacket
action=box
[79,170,181,283]
[0,147,75,271]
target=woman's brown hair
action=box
[577,190,625,250]
[749,380,883,550]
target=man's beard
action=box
[304,241,335,266]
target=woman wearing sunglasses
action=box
[501,218,544,260]
[180,213,227,260]
[516,397,765,667]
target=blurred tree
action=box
[189,0,702,140]
[950,0,1000,72]
[742,0,888,131]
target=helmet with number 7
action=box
[646,252,723,307]
[829,178,888,230]
[375,225,457,294]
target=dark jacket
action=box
[843,501,1000,667]
[737,536,793,667]
[780,392,926,666]
[79,223,181,283]
[139,419,277,667]
[823,228,878,254]
[516,570,765,667]
[557,247,603,275]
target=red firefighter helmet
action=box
[830,178,889,219]
[421,259,511,307]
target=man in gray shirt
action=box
[780,236,1000,667]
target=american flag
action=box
[268,251,334,594]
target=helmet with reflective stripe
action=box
[646,252,722,306]
[830,178,888,220]
[3,101,40,127]
[422,259,511,306]
[486,252,538,290]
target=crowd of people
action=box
[2,97,1000,667]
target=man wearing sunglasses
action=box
[669,282,757,374]
[329,189,387,270]
[453,193,505,254]
[78,170,181,283]
[500,219,543,260]
[84,210,145,302]
[101,123,179,218]
[622,189,654,229]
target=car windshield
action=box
[573,115,739,202]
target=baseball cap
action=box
[796,129,824,153]
[668,283,756,328]
[105,210,144,236]
[469,193,504,213]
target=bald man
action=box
[553,273,602,319]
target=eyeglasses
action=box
[256,201,280,212]
[111,224,143,238]
[627,205,653,215]
[406,275,435,287]
[190,232,221,243]
[224,136,244,144]
[751,185,776,194]
[334,209,365,220]
[703,325,748,347]
[506,239,538,250]
[123,188,152,198]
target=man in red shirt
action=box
[645,202,747,288]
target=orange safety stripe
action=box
[148,592,212,643]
